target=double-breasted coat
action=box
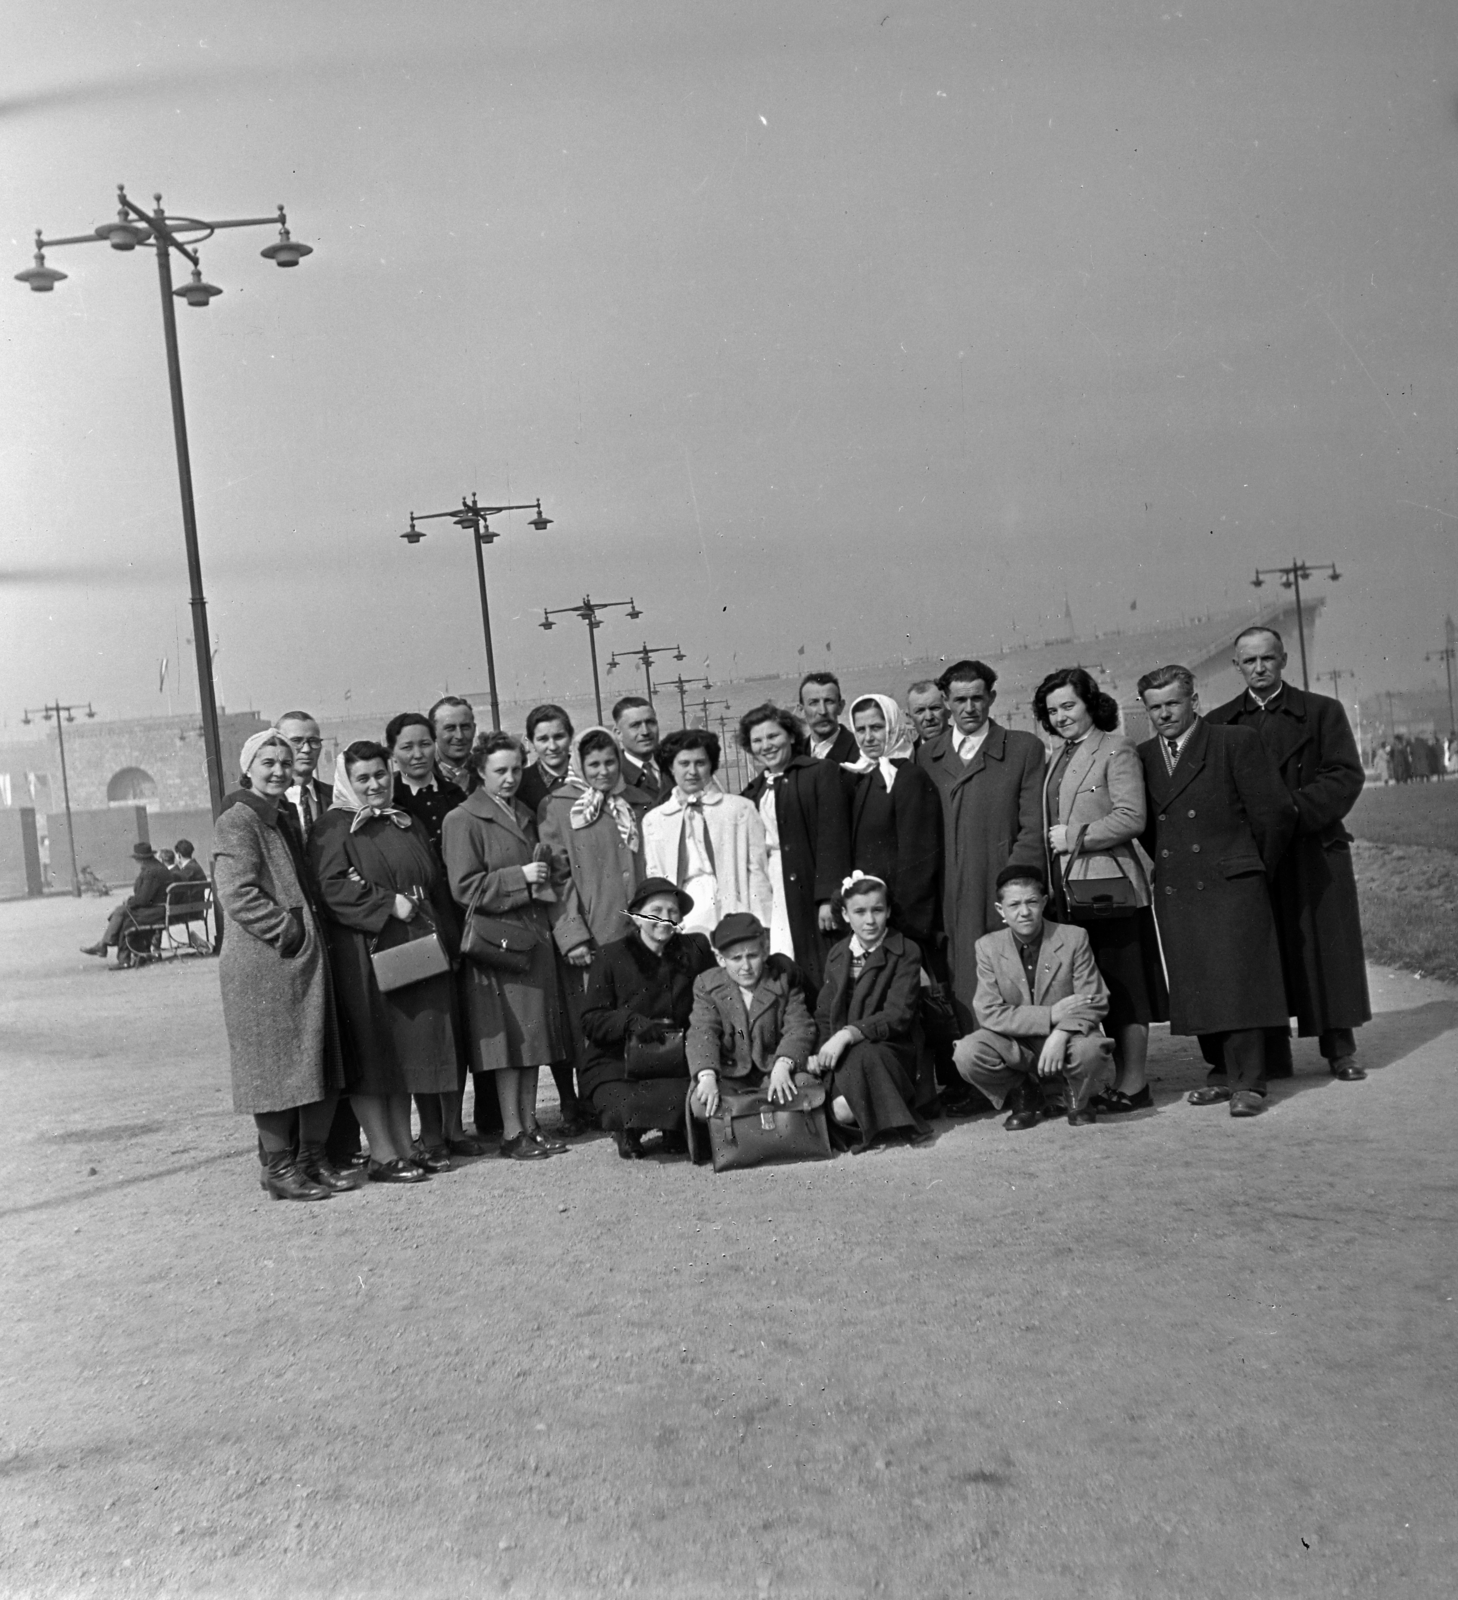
[441,789,571,1072]
[916,722,1047,1026]
[538,784,654,957]
[307,808,461,1096]
[1206,684,1371,1035]
[1137,720,1297,1036]
[742,755,852,993]
[213,789,343,1113]
[847,760,943,945]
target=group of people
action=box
[201,619,1373,1199]
[80,838,208,963]
[1372,731,1454,784]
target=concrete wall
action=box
[0,809,44,898]
[47,807,149,892]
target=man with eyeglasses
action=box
[276,711,332,842]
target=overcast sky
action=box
[3,0,1456,730]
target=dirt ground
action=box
[3,895,1456,1599]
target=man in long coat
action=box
[1207,627,1370,1080]
[1136,665,1297,1117]
[916,658,1046,1029]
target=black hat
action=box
[131,841,156,861]
[711,912,766,951]
[627,876,694,918]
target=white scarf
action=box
[842,693,915,792]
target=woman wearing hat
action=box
[579,878,716,1158]
[79,840,173,965]
[213,729,353,1201]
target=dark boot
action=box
[1003,1079,1044,1132]
[261,1150,331,1202]
[298,1140,365,1192]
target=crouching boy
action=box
[687,913,817,1119]
[953,865,1115,1130]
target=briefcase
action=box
[624,1028,688,1080]
[686,1079,833,1172]
[370,913,451,993]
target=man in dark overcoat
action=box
[916,658,1046,1029]
[1136,665,1298,1117]
[1207,627,1370,1080]
[80,841,172,958]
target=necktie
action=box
[299,785,315,836]
[1165,736,1180,768]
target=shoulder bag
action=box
[685,1078,833,1172]
[1061,832,1140,919]
[624,1027,688,1080]
[370,899,452,992]
[458,878,536,975]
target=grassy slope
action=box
[1348,781,1458,982]
[1348,779,1458,851]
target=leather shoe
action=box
[1003,1107,1042,1131]
[410,1141,453,1173]
[368,1158,429,1183]
[555,1110,593,1138]
[526,1127,568,1155]
[499,1133,550,1161]
[447,1134,490,1157]
[1188,1086,1233,1106]
[1092,1085,1153,1114]
[1229,1090,1265,1117]
[1066,1107,1097,1126]
[79,942,109,958]
[615,1129,644,1160]
[1329,1060,1367,1081]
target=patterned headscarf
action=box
[563,727,641,852]
[843,694,915,791]
[330,752,413,834]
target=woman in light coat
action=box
[214,729,352,1201]
[642,727,773,939]
[1034,667,1167,1112]
[442,732,573,1162]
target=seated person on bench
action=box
[80,842,172,958]
[168,839,209,907]
[953,864,1114,1129]
[687,913,817,1118]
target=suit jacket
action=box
[848,760,942,944]
[1206,684,1370,1032]
[972,922,1109,1040]
[686,958,817,1081]
[1138,719,1296,1035]
[285,776,333,843]
[915,721,1046,1027]
[125,858,172,912]
[812,725,861,766]
[742,755,852,991]
[815,929,923,1046]
[1042,728,1151,907]
[620,752,667,804]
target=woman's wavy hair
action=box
[655,726,721,777]
[1032,667,1121,736]
[736,702,809,756]
[384,711,433,750]
[343,739,390,773]
[471,730,526,772]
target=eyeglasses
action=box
[285,736,324,749]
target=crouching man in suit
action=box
[687,913,818,1121]
[952,865,1115,1129]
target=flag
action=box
[158,656,168,693]
[1130,599,1137,611]
[825,641,832,653]
[797,645,805,656]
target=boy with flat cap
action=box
[687,913,818,1117]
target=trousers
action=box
[953,1029,1114,1112]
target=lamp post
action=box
[665,674,712,730]
[1319,667,1353,701]
[1249,560,1342,690]
[538,595,641,724]
[605,640,686,706]
[17,186,313,817]
[1426,641,1456,735]
[400,492,553,731]
[693,696,736,785]
[20,700,96,897]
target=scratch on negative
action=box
[1396,500,1458,523]
[1321,307,1403,435]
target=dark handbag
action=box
[685,1078,833,1172]
[370,901,451,993]
[458,881,536,974]
[1062,833,1140,919]
[624,1027,688,1080]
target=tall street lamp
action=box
[605,641,685,706]
[538,595,641,724]
[20,700,96,897]
[17,186,313,817]
[664,673,712,730]
[1426,638,1457,735]
[400,492,553,731]
[1250,559,1342,690]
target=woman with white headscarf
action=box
[214,728,352,1202]
[845,693,943,948]
[308,740,480,1183]
[538,726,654,970]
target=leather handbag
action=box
[685,1079,833,1172]
[624,1027,688,1081]
[459,881,536,974]
[370,905,451,993]
[1062,833,1140,919]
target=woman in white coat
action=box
[642,728,773,940]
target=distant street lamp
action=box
[20,700,96,897]
[1319,667,1353,701]
[664,673,712,730]
[1426,640,1456,735]
[1250,559,1342,690]
[400,492,553,731]
[17,186,313,817]
[538,595,641,724]
[605,640,686,705]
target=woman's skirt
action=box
[1077,907,1169,1030]
[351,971,461,1097]
[825,1041,929,1153]
[591,1076,689,1134]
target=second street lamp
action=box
[400,492,553,732]
[538,595,641,724]
[664,673,711,730]
[20,700,96,897]
[1250,559,1342,690]
[16,186,314,817]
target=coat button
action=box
[1158,813,1167,822]
[1191,844,1201,853]
[1164,885,1173,895]
[1187,809,1196,818]
[1161,848,1169,857]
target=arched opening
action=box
[107,767,157,806]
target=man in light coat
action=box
[954,865,1114,1129]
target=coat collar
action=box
[1044,728,1105,810]
[991,923,1067,1005]
[223,787,283,827]
[461,785,531,840]
[1143,717,1209,806]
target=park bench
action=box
[117,878,216,967]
